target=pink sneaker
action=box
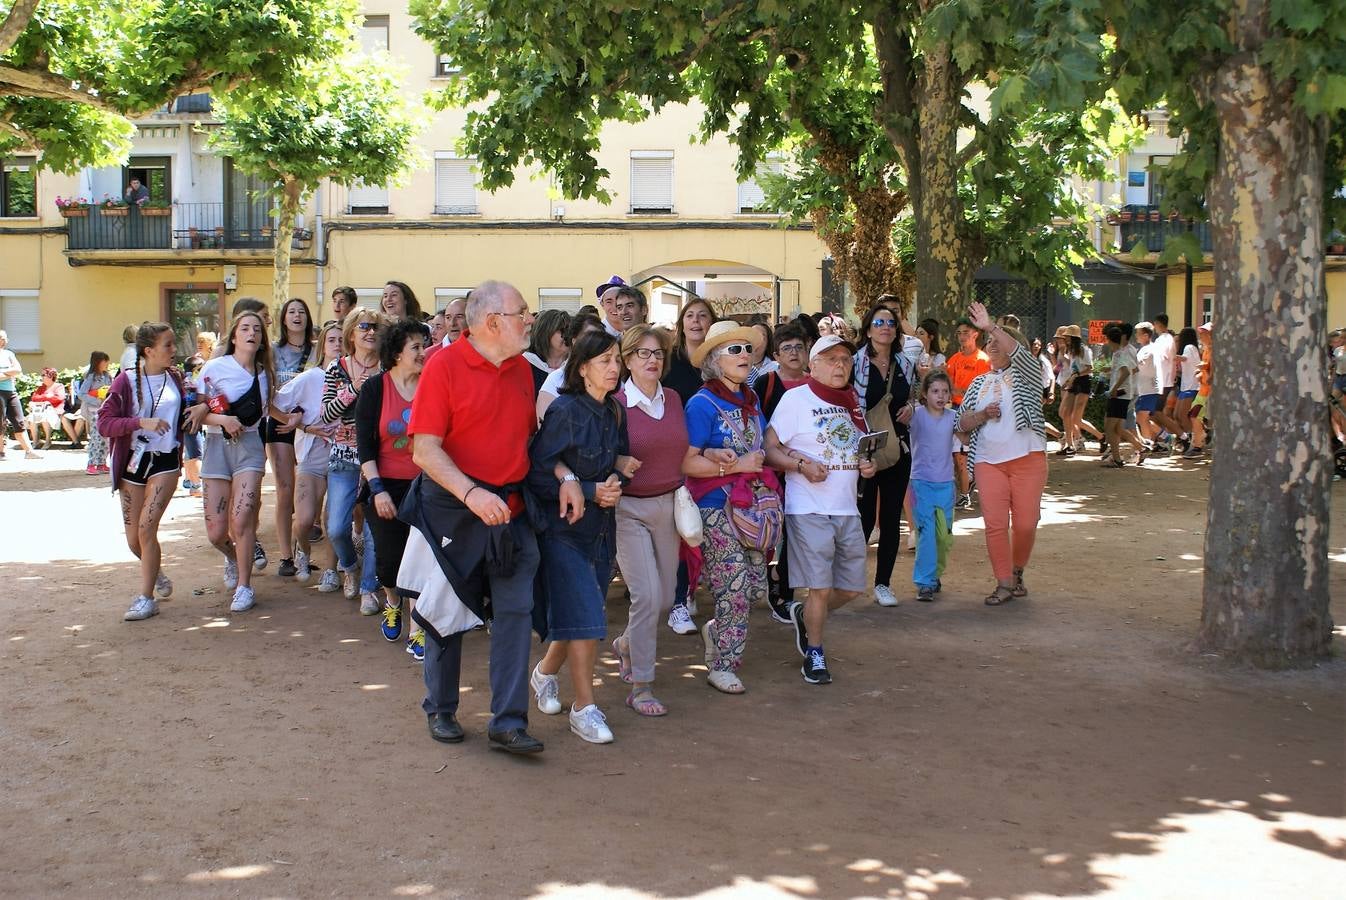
[86,464,98,475]
[97,464,110,474]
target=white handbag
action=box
[673,485,704,547]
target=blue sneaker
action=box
[381,599,402,642]
[406,628,425,662]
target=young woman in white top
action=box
[199,311,286,613]
[267,298,315,579]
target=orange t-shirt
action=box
[947,349,991,405]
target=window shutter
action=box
[354,288,382,311]
[434,157,477,214]
[738,158,784,212]
[348,180,389,213]
[436,55,460,76]
[360,16,389,54]
[630,152,673,212]
[538,288,583,313]
[434,287,471,312]
[0,293,40,351]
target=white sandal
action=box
[707,670,745,694]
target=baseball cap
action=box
[809,334,856,362]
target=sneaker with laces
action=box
[359,591,381,616]
[667,604,696,635]
[1182,446,1205,459]
[766,589,794,625]
[223,557,239,590]
[802,647,832,685]
[568,703,614,744]
[294,549,312,583]
[956,492,973,510]
[86,464,98,475]
[788,602,808,658]
[874,584,899,607]
[317,568,341,592]
[530,663,562,715]
[124,595,159,622]
[154,571,173,599]
[309,525,324,543]
[406,628,426,662]
[96,464,110,474]
[277,557,297,578]
[230,585,256,613]
[342,568,358,600]
[380,599,402,641]
[252,541,268,572]
[916,585,936,602]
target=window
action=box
[737,155,784,213]
[538,288,583,313]
[347,179,389,214]
[436,54,460,77]
[354,288,383,310]
[124,155,171,205]
[360,15,389,53]
[629,151,673,213]
[0,290,40,352]
[434,287,471,312]
[434,154,477,214]
[2,157,36,217]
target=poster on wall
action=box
[1088,319,1123,344]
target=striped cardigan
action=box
[953,341,1045,477]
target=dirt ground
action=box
[1,446,1343,899]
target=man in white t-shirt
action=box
[1133,323,1165,443]
[1151,313,1186,442]
[764,335,876,686]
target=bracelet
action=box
[464,484,481,503]
[369,477,386,496]
[718,464,725,477]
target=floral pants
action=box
[84,414,107,468]
[700,507,767,673]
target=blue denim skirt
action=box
[540,533,611,641]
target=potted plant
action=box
[1148,208,1161,222]
[1119,209,1133,222]
[99,195,129,217]
[55,196,90,217]
[138,198,172,217]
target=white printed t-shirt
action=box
[198,355,270,434]
[768,384,863,516]
[1135,344,1161,396]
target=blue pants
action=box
[911,479,955,589]
[327,465,378,593]
[422,523,540,733]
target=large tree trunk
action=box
[271,177,301,310]
[1199,37,1334,667]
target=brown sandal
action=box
[1011,568,1028,599]
[984,585,1016,606]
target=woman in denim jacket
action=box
[527,330,637,745]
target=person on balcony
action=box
[125,178,149,206]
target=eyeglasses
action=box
[630,348,666,360]
[778,343,806,354]
[722,343,753,356]
[870,318,896,328]
[491,307,532,322]
[812,354,852,367]
[356,322,380,332]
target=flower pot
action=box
[141,207,171,217]
[1119,212,1132,222]
[1331,244,1346,255]
[1148,210,1161,222]
[101,206,129,217]
[59,208,89,218]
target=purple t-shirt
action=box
[909,405,957,483]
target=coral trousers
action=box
[974,452,1048,582]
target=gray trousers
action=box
[613,492,680,683]
[421,524,539,733]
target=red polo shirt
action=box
[409,336,536,510]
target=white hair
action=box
[465,280,517,327]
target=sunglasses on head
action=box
[356,321,380,332]
[722,343,753,356]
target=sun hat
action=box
[1059,324,1083,338]
[809,334,857,363]
[595,275,627,299]
[690,319,761,367]
[1198,321,1213,333]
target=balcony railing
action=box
[64,202,286,251]
[1110,205,1213,254]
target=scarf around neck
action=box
[704,378,760,419]
[806,376,867,433]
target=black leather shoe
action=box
[428,713,464,744]
[488,728,544,754]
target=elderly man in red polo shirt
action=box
[405,280,544,754]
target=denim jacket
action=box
[527,390,628,545]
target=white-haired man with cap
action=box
[763,335,876,685]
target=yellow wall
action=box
[1165,266,1346,331]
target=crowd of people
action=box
[3,281,1244,755]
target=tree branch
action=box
[0,0,39,57]
[872,7,921,193]
[0,64,117,111]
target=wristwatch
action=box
[560,473,579,484]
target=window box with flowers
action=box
[55,196,90,217]
[138,200,172,217]
[99,196,129,217]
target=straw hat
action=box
[1059,324,1082,339]
[690,319,761,367]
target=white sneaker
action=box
[294,549,312,583]
[317,568,341,593]
[568,703,614,744]
[530,663,562,715]
[223,557,239,590]
[124,595,159,621]
[686,596,698,617]
[874,584,899,607]
[905,530,917,551]
[230,585,256,613]
[154,571,173,599]
[341,568,358,600]
[667,605,696,635]
[359,591,381,615]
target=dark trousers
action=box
[421,522,540,733]
[858,454,912,588]
[364,477,413,591]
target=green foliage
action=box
[0,0,362,172]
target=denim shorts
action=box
[539,534,611,641]
[201,430,266,480]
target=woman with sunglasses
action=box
[318,308,385,612]
[854,297,923,608]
